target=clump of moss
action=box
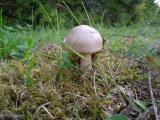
[0,42,154,119]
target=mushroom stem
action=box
[80,53,92,70]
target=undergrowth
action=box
[0,24,160,119]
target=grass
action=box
[0,23,160,119]
[0,26,67,59]
[1,24,160,60]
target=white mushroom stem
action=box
[80,53,92,70]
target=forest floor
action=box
[0,25,160,120]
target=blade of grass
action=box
[39,2,56,31]
[0,6,2,27]
[82,1,91,26]
[31,6,34,28]
[55,8,60,33]
[93,95,98,120]
[62,1,80,25]
[62,43,88,60]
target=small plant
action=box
[22,37,34,87]
[56,51,73,80]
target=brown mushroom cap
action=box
[64,25,103,53]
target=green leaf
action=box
[2,37,9,45]
[55,70,62,81]
[26,78,33,87]
[134,99,147,111]
[27,38,33,48]
[4,26,15,31]
[10,49,22,58]
[17,44,28,51]
[106,114,130,120]
[10,49,18,56]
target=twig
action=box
[148,71,159,120]
[36,102,54,119]
[41,105,53,119]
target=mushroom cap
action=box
[64,25,103,53]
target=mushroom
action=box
[64,25,103,70]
